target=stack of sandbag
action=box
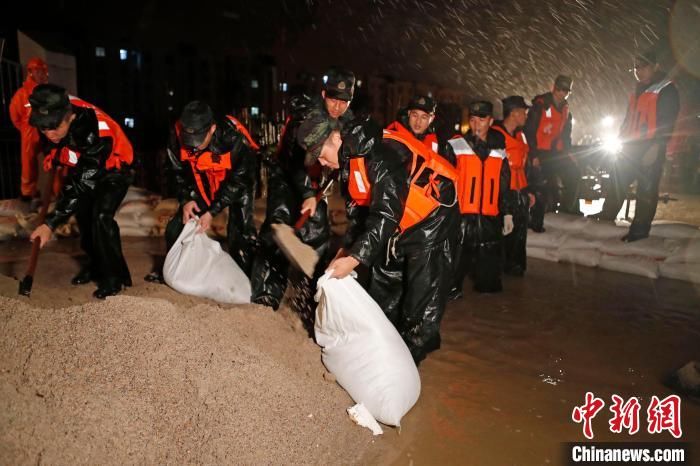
[314,272,421,428]
[151,198,179,236]
[115,186,162,237]
[0,199,28,241]
[163,220,251,303]
[527,213,700,284]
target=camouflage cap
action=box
[554,74,573,91]
[297,109,341,166]
[407,95,436,114]
[323,67,355,101]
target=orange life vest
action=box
[385,121,440,154]
[225,115,260,150]
[619,79,673,141]
[448,136,506,216]
[347,128,458,232]
[491,125,529,191]
[535,99,569,151]
[43,96,133,171]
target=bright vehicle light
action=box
[602,134,622,155]
[601,115,614,128]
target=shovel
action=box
[18,167,56,297]
[272,178,334,277]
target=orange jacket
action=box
[491,125,529,191]
[619,78,674,141]
[535,100,568,151]
[347,128,457,232]
[448,137,507,216]
[43,96,134,171]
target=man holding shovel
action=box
[250,67,355,310]
[299,112,459,365]
[27,84,134,299]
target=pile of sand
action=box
[0,293,374,464]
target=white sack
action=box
[665,238,700,264]
[650,221,700,240]
[314,272,420,427]
[659,262,700,284]
[581,220,627,239]
[526,247,560,262]
[544,213,589,232]
[163,220,251,304]
[526,230,565,249]
[557,248,602,267]
[599,255,659,279]
[599,236,679,260]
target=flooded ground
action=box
[1,192,699,464]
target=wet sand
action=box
[1,232,699,464]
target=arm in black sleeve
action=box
[655,84,680,143]
[45,137,113,229]
[348,152,409,266]
[499,156,515,216]
[524,101,542,152]
[165,128,201,206]
[562,111,573,149]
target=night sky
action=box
[4,0,699,138]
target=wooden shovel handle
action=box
[24,167,57,277]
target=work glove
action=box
[503,215,514,236]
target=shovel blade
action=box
[271,223,319,278]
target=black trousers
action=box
[250,164,330,308]
[529,150,580,229]
[504,191,529,274]
[369,238,453,364]
[75,171,132,289]
[598,143,666,236]
[453,215,505,293]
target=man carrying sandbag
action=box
[145,101,258,283]
[299,112,459,365]
[250,67,356,310]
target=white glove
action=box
[503,215,514,236]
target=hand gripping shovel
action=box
[19,168,57,297]
[272,178,334,277]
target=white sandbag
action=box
[665,238,700,264]
[559,234,602,250]
[314,272,420,427]
[599,236,680,260]
[526,247,559,262]
[526,230,565,249]
[0,198,29,217]
[117,200,153,215]
[164,220,251,304]
[557,248,601,267]
[659,262,700,284]
[122,186,159,203]
[115,213,142,230]
[543,212,589,232]
[118,225,152,237]
[582,220,627,239]
[650,221,700,240]
[0,217,18,240]
[599,254,659,279]
[136,211,158,228]
[154,198,180,214]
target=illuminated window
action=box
[119,49,128,61]
[124,117,135,128]
[251,80,259,89]
[95,47,106,57]
[251,107,259,116]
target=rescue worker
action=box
[9,58,49,201]
[597,51,680,241]
[492,96,535,276]
[525,74,579,232]
[250,67,355,310]
[450,101,515,295]
[27,84,134,299]
[300,110,459,364]
[144,100,258,282]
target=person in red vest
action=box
[144,100,258,282]
[450,101,515,295]
[525,74,579,232]
[492,96,535,276]
[27,84,134,299]
[299,111,459,365]
[597,51,680,241]
[9,57,49,201]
